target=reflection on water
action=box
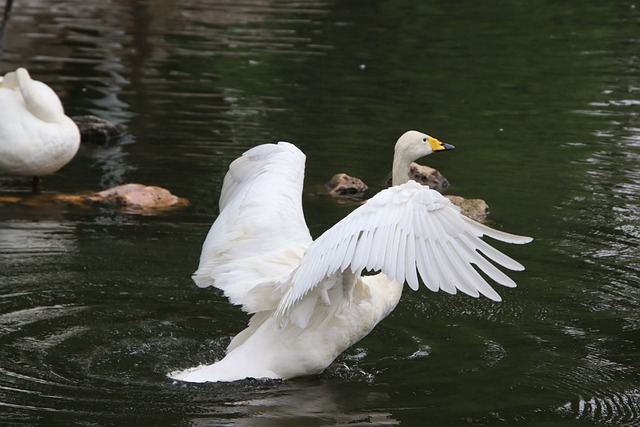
[1,0,640,425]
[78,138,136,188]
[0,221,76,255]
[189,380,398,426]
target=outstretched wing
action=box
[276,180,532,318]
[193,142,313,313]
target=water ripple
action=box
[0,304,85,334]
[558,389,640,426]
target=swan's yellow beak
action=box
[427,136,455,152]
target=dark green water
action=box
[1,0,639,425]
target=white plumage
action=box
[170,131,532,383]
[0,67,80,190]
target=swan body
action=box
[0,68,80,188]
[170,131,532,383]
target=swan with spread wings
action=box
[170,130,532,383]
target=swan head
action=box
[394,130,455,161]
[391,130,455,186]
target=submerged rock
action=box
[323,166,489,222]
[328,163,448,200]
[92,184,183,211]
[386,162,449,191]
[325,173,368,199]
[0,183,187,214]
[408,163,450,191]
[445,195,489,223]
[72,115,127,144]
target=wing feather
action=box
[386,228,397,284]
[432,240,456,294]
[192,142,313,313]
[448,238,503,300]
[456,234,518,288]
[405,232,419,291]
[462,215,533,244]
[341,233,359,272]
[440,240,478,297]
[276,180,531,320]
[473,237,526,271]
[416,235,438,292]
[351,230,370,273]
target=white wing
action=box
[193,142,313,313]
[276,180,532,318]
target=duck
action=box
[169,131,532,383]
[0,67,80,192]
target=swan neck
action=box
[391,148,411,186]
[16,68,66,123]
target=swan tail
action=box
[168,359,279,383]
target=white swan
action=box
[170,131,532,383]
[0,67,80,191]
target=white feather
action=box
[0,68,80,180]
[192,142,313,313]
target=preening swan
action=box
[170,131,532,383]
[0,67,80,192]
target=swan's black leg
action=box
[31,176,41,193]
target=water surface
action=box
[1,0,639,425]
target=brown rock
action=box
[446,195,489,223]
[408,163,450,191]
[0,184,187,214]
[325,173,368,199]
[386,162,449,191]
[93,184,182,210]
[72,115,127,144]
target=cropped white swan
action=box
[170,131,532,383]
[0,67,80,191]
